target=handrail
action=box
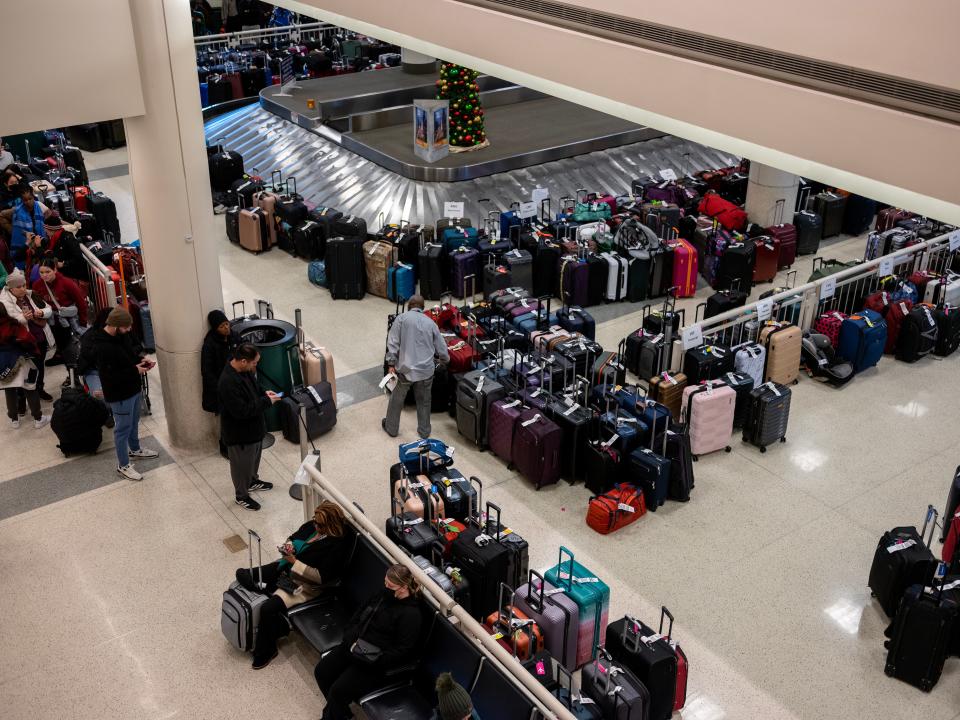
[79,244,118,314]
[194,22,337,52]
[302,462,578,720]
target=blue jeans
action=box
[109,393,142,467]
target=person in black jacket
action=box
[314,564,423,720]
[218,342,280,511]
[236,501,349,669]
[200,309,240,414]
[90,306,159,481]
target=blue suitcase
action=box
[556,305,596,340]
[199,82,209,107]
[500,209,522,240]
[599,410,646,454]
[628,432,671,513]
[308,260,326,287]
[388,262,415,302]
[515,310,559,336]
[838,309,887,373]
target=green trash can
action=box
[232,317,302,432]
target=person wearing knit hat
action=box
[0,269,56,402]
[88,304,159,481]
[201,307,240,415]
[434,673,478,720]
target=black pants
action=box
[253,595,290,660]
[314,645,387,720]
[50,323,72,359]
[5,387,40,420]
[236,561,281,595]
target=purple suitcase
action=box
[513,407,562,489]
[512,569,580,672]
[509,299,542,318]
[488,398,525,464]
[449,247,480,299]
[558,256,589,308]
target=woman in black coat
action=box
[200,309,239,413]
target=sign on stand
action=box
[413,99,450,164]
[443,201,465,219]
[518,201,537,219]
[275,56,299,97]
[681,324,703,351]
[819,277,837,300]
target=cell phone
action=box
[274,392,284,398]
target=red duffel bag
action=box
[698,191,748,231]
[586,483,646,535]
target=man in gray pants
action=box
[218,343,281,511]
[383,295,450,439]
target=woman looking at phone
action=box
[88,306,158,481]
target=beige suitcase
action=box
[363,240,394,298]
[759,322,802,385]
[295,309,337,405]
[254,190,279,248]
[393,472,445,521]
[238,207,266,253]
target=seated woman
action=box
[314,564,423,720]
[236,501,348,669]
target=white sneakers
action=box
[10,419,20,429]
[9,416,49,430]
[129,448,159,459]
[117,464,143,481]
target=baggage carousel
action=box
[258,68,667,182]
[205,103,737,226]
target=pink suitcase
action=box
[681,381,736,458]
[671,238,698,298]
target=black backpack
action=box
[51,388,109,456]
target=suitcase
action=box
[385,496,441,558]
[624,254,650,302]
[238,207,268,253]
[793,210,822,255]
[600,251,629,301]
[294,309,336,401]
[719,370,756,429]
[813,311,848,349]
[556,305,596,340]
[868,506,939,618]
[925,273,960,307]
[814,191,846,238]
[87,192,121,242]
[669,239,697,298]
[705,288,748,319]
[759,322,802,385]
[390,464,445,526]
[411,551,470,607]
[253,188,279,248]
[627,414,671,512]
[361,240,393,298]
[221,530,270,652]
[326,237,366,299]
[449,247,481,299]
[387,263,415,303]
[426,468,479,525]
[682,344,734,385]
[558,255,590,308]
[896,305,938,363]
[456,369,506,449]
[279,382,337,443]
[655,421,695,502]
[766,199,797,270]
[648,244,675,298]
[484,583,545,662]
[484,504,530,595]
[332,213,367,239]
[293,220,323,259]
[584,438,625,497]
[481,260,512,299]
[531,242,561,299]
[841,194,877,236]
[752,235,780,284]
[932,305,960,357]
[733,342,765,388]
[681,381,736,459]
[225,206,241,244]
[310,206,344,255]
[884,580,958,691]
[647,371,687,420]
[449,516,511,620]
[512,406,562,489]
[207,145,244,192]
[605,609,678,720]
[552,664,602,718]
[586,482,646,535]
[418,243,445,300]
[837,309,887,371]
[581,648,651,720]
[742,381,791,452]
[544,547,610,668]
[504,247,534,293]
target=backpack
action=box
[51,388,109,456]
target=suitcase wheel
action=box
[760,446,767,454]
[692,454,699,462]
[725,446,732,453]
[780,437,786,443]
[884,664,894,677]
[793,379,799,385]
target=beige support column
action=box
[401,47,437,74]
[745,162,800,227]
[126,0,224,450]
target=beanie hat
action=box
[208,309,229,329]
[106,306,133,328]
[436,673,472,720]
[5,270,26,288]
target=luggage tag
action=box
[503,399,521,408]
[521,414,541,427]
[601,433,620,449]
[475,376,485,392]
[617,503,636,513]
[641,632,664,644]
[899,302,909,315]
[886,538,916,553]
[662,372,678,385]
[563,403,581,417]
[765,382,782,397]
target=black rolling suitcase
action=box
[681,344,734,384]
[326,237,365,299]
[455,369,506,449]
[87,192,121,243]
[884,575,958,692]
[721,370,755,429]
[418,242,445,300]
[484,502,530,593]
[332,213,368,239]
[605,608,677,720]
[450,516,511,620]
[896,305,939,363]
[311,206,343,257]
[793,210,823,255]
[813,191,846,238]
[941,466,960,543]
[206,142,244,193]
[292,219,323,259]
[742,381,791,451]
[279,382,337,443]
[585,254,608,307]
[581,646,652,720]
[385,497,441,557]
[704,287,748,319]
[655,422,695,502]
[504,247,533,293]
[718,241,754,291]
[868,506,939,617]
[225,207,240,244]
[532,242,561,298]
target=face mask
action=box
[383,587,398,600]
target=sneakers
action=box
[10,418,20,429]
[249,479,274,492]
[34,415,51,429]
[251,649,278,670]
[129,448,159,459]
[381,418,398,438]
[117,464,143,481]
[235,496,261,511]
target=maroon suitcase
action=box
[752,236,780,284]
[512,407,562,489]
[766,200,796,270]
[489,398,524,465]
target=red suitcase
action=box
[445,336,477,373]
[673,643,688,712]
[670,238,698,298]
[752,235,780,284]
[766,199,796,270]
[488,398,524,465]
[512,408,562,489]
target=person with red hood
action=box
[32,257,88,364]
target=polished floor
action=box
[1,144,959,720]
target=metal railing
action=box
[194,22,338,53]
[80,244,119,315]
[301,463,578,720]
[680,230,959,350]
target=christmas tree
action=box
[436,62,487,150]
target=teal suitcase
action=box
[544,546,610,667]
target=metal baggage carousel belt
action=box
[205,105,737,225]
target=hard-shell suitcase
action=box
[584,437,625,497]
[647,371,687,420]
[87,192,121,242]
[716,241,754,292]
[428,469,479,524]
[293,219,323,259]
[221,530,270,652]
[544,547,610,668]
[884,580,958,691]
[385,497,441,558]
[682,344,734,385]
[705,288,748,319]
[670,239,698,297]
[600,251,629,301]
[720,370,756,429]
[484,504,530,598]
[759,322,802,385]
[484,583,545,662]
[932,305,960,357]
[940,467,960,544]
[627,411,671,512]
[387,263,415,303]
[552,664,602,718]
[512,407,562,489]
[766,199,797,270]
[868,506,939,618]
[449,247,481,299]
[238,207,268,253]
[837,309,887,371]
[648,244,675,298]
[326,237,366,299]
[605,609,678,720]
[310,206,344,254]
[896,305,939,363]
[581,648,651,720]
[295,309,336,401]
[733,342,765,388]
[752,235,780,284]
[332,213,367,239]
[482,262,512,298]
[814,191,846,238]
[742,381,790,451]
[450,516,510,620]
[793,210,822,255]
[363,239,394,298]
[924,272,960,307]
[625,255,650,302]
[532,242,561,298]
[225,206,241,244]
[681,381,736,459]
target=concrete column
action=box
[401,47,437,74]
[126,0,224,450]
[745,162,800,227]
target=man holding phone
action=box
[218,343,281,511]
[90,306,159,481]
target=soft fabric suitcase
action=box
[558,256,590,307]
[733,342,766,387]
[841,194,877,236]
[488,398,524,465]
[655,422,695,502]
[932,305,960,357]
[814,311,848,349]
[385,497,441,559]
[705,288,748,319]
[585,254,608,306]
[503,248,534,293]
[326,237,365,299]
[51,387,108,456]
[837,310,887,371]
[868,507,939,618]
[544,547,610,668]
[513,407,562,489]
[627,424,671,513]
[310,206,343,252]
[238,207,268,253]
[482,262,512,298]
[293,219,323,259]
[794,210,822,255]
[449,247,481,299]
[648,244,675,298]
[752,235,779,284]
[279,382,337,443]
[427,469,478,524]
[456,370,506,449]
[742,381,790,452]
[87,192,121,242]
[450,517,510,620]
[543,389,593,483]
[759,322,802,385]
[532,243,561,298]
[681,381,736,459]
[896,305,938,363]
[207,145,244,192]
[625,255,650,302]
[670,239,698,297]
[556,305,596,340]
[362,239,393,298]
[225,206,241,244]
[581,648,651,720]
[419,243,445,300]
[682,344,734,385]
[605,610,678,720]
[333,213,367,240]
[814,191,846,238]
[884,582,958,691]
[648,371,687,420]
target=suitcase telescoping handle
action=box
[554,663,578,711]
[920,504,938,548]
[231,300,245,319]
[660,605,675,640]
[270,169,283,191]
[285,177,297,198]
[555,545,577,591]
[524,568,550,613]
[247,529,266,590]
